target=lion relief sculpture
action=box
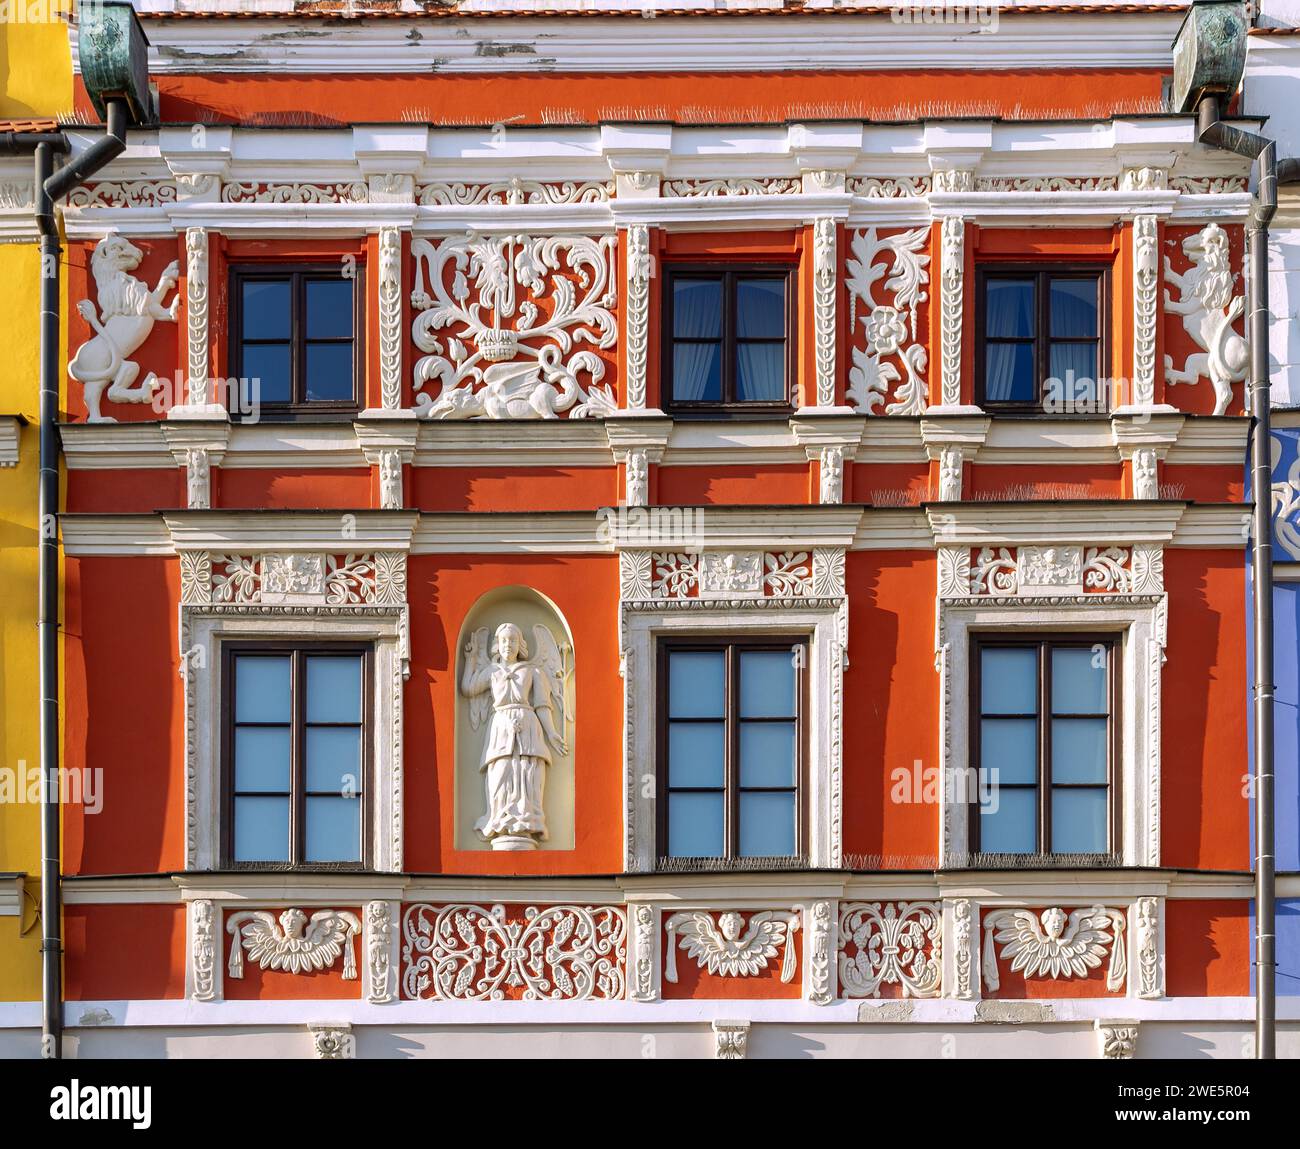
[1163,222,1248,416]
[68,233,179,422]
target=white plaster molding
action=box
[378,226,404,410]
[812,217,837,408]
[227,908,362,980]
[712,1019,750,1060]
[628,903,659,1003]
[1132,214,1159,407]
[1132,895,1165,1001]
[805,900,836,1006]
[982,906,1128,994]
[1095,1017,1140,1059]
[818,445,844,505]
[624,223,651,411]
[838,901,942,1000]
[364,900,399,1005]
[308,1023,354,1060]
[664,909,801,983]
[934,215,968,411]
[187,898,220,1003]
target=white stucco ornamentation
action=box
[951,898,975,1000]
[1121,166,1167,192]
[931,169,974,193]
[1132,216,1158,406]
[1095,1018,1140,1059]
[410,233,617,419]
[189,899,218,1002]
[819,446,844,505]
[661,176,801,197]
[624,224,651,410]
[813,217,837,407]
[460,621,571,850]
[226,908,362,979]
[221,181,368,204]
[938,216,964,408]
[1135,896,1163,1000]
[417,179,612,206]
[807,901,836,1005]
[839,901,942,999]
[937,444,963,501]
[712,1019,750,1060]
[845,227,930,415]
[982,906,1127,993]
[186,447,210,510]
[378,227,403,410]
[67,179,178,209]
[631,903,657,1002]
[1132,447,1159,500]
[69,234,180,422]
[846,175,931,198]
[366,901,396,1005]
[1164,223,1248,416]
[309,1024,354,1060]
[664,910,801,983]
[625,448,649,508]
[184,227,209,406]
[401,903,627,1001]
[378,449,403,510]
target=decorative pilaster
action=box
[1132,215,1158,407]
[936,215,966,410]
[378,227,403,411]
[818,445,844,505]
[1133,896,1165,1000]
[812,217,838,408]
[805,900,836,1005]
[629,903,659,1002]
[170,227,226,419]
[943,898,978,1001]
[625,224,651,411]
[365,900,399,1004]
[186,447,211,510]
[188,898,220,1002]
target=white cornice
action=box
[1169,505,1251,548]
[414,421,611,468]
[164,511,419,552]
[853,509,933,551]
[1165,417,1252,466]
[112,12,1187,76]
[61,515,173,557]
[924,502,1185,547]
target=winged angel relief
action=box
[664,910,801,984]
[410,232,618,419]
[845,226,930,415]
[226,908,361,980]
[982,906,1127,993]
[461,622,571,850]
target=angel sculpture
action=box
[461,621,570,850]
[225,908,361,980]
[663,910,801,984]
[982,905,1126,993]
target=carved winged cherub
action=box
[226,908,362,980]
[461,621,570,849]
[982,905,1126,993]
[664,910,801,984]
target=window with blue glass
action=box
[224,646,369,867]
[664,267,793,412]
[971,636,1115,858]
[976,267,1107,412]
[232,267,362,413]
[658,637,804,864]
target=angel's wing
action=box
[238,913,288,970]
[1055,907,1117,978]
[993,910,1057,979]
[735,913,793,979]
[676,913,733,975]
[530,623,568,743]
[463,626,491,731]
[302,911,353,971]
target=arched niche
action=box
[454,586,576,852]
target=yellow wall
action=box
[0,18,73,1003]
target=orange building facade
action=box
[7,1,1289,1059]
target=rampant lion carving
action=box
[68,233,179,422]
[1163,223,1248,416]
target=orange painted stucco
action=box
[1165,899,1252,997]
[65,904,187,1002]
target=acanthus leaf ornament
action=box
[982,906,1127,993]
[417,178,611,206]
[845,226,930,415]
[401,903,627,1001]
[69,234,180,422]
[184,227,210,407]
[410,232,618,419]
[938,216,965,408]
[226,908,362,980]
[624,224,651,410]
[663,909,801,983]
[1163,222,1248,416]
[1132,216,1158,406]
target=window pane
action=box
[241,343,292,405]
[736,342,786,403]
[980,717,1037,785]
[985,279,1034,338]
[306,727,362,793]
[306,656,362,724]
[984,343,1035,403]
[668,651,724,718]
[1052,718,1108,784]
[1051,788,1108,853]
[736,278,785,338]
[233,796,290,862]
[739,791,796,857]
[306,278,353,339]
[671,342,721,402]
[305,795,361,863]
[672,278,722,338]
[1050,278,1099,338]
[305,342,354,403]
[668,722,725,788]
[1051,647,1108,713]
[667,792,724,857]
[980,647,1037,714]
[979,788,1037,854]
[740,721,796,788]
[234,727,291,793]
[235,655,291,723]
[1048,342,1098,402]
[241,280,290,340]
[740,649,796,717]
